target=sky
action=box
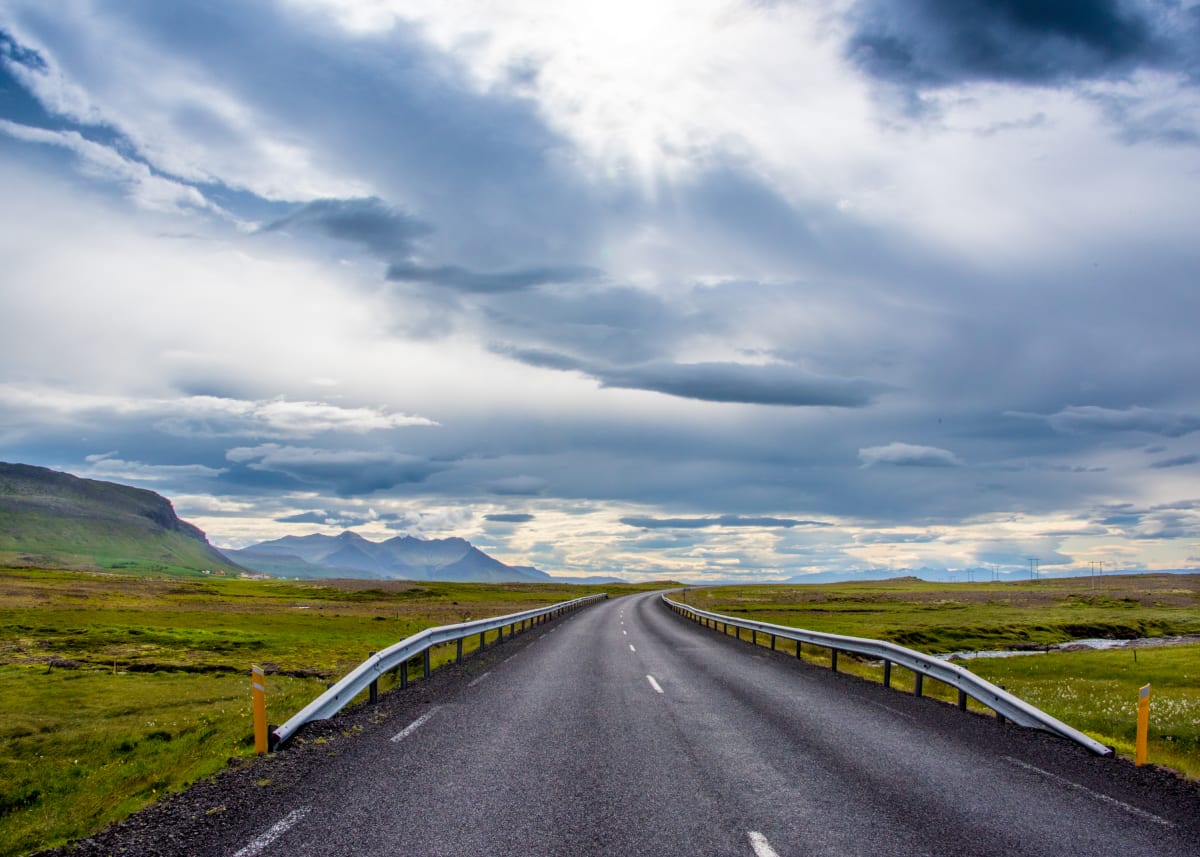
[1,0,1199,583]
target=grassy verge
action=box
[0,568,663,857]
[969,644,1200,778]
[676,574,1200,778]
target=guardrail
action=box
[662,593,1111,756]
[272,593,607,748]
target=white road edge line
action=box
[231,806,311,857]
[1004,757,1174,827]
[468,671,491,687]
[391,708,440,743]
[646,674,664,694]
[629,644,636,652]
[747,830,781,857]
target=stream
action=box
[937,633,1200,661]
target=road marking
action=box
[468,671,491,687]
[1004,757,1173,827]
[866,699,917,721]
[232,807,311,857]
[629,644,636,652]
[747,831,781,857]
[391,708,439,743]
[503,654,517,664]
[622,629,627,635]
[646,674,664,694]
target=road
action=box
[74,591,1200,857]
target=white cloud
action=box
[858,442,964,468]
[1,10,365,202]
[77,452,225,482]
[0,120,218,215]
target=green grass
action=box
[0,568,664,857]
[677,574,1200,778]
[969,645,1200,778]
[679,575,1200,652]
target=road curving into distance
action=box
[47,591,1200,857]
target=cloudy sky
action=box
[2,0,1199,582]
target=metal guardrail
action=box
[662,593,1112,756]
[272,593,607,748]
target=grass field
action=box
[0,568,663,857]
[676,574,1200,778]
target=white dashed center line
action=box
[629,644,636,652]
[747,830,781,857]
[232,807,311,857]
[390,708,439,743]
[468,671,491,687]
[646,674,664,694]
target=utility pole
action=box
[1027,557,1039,581]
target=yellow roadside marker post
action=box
[1135,683,1150,766]
[252,664,268,755]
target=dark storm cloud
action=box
[497,346,883,407]
[226,444,446,496]
[386,261,601,293]
[0,28,46,72]
[846,0,1167,88]
[1149,454,1200,469]
[262,197,432,259]
[485,513,535,523]
[620,515,830,529]
[602,361,881,407]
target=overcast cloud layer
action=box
[2,0,1199,582]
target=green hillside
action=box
[0,462,243,576]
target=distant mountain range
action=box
[0,461,244,575]
[0,462,567,583]
[226,531,553,583]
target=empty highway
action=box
[60,591,1200,857]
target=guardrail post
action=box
[914,673,923,698]
[456,638,464,663]
[958,689,968,711]
[400,659,409,689]
[796,641,802,659]
[423,649,431,678]
[752,630,757,646]
[770,634,776,651]
[883,660,892,688]
[368,653,378,705]
[830,649,838,672]
[1136,684,1151,766]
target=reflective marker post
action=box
[252,664,268,755]
[1135,683,1150,766]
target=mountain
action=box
[0,462,244,575]
[228,531,554,583]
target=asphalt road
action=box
[58,591,1200,857]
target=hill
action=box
[227,531,554,583]
[0,462,243,575]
